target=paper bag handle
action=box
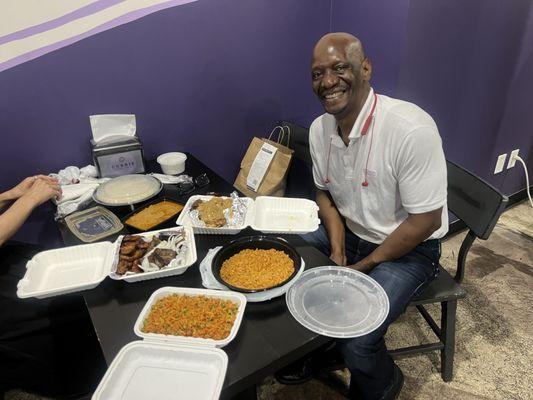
[268,125,291,147]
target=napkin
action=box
[50,165,109,218]
[149,173,193,185]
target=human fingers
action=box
[34,175,58,184]
[25,180,59,205]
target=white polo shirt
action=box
[309,88,448,244]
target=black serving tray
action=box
[211,236,301,293]
[122,197,184,233]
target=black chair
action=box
[281,121,509,381]
[390,159,508,381]
[281,121,314,199]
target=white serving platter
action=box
[17,226,197,299]
[92,287,247,400]
[176,195,319,235]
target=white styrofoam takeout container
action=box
[92,287,247,400]
[17,226,197,299]
[108,227,197,283]
[176,195,319,235]
[92,341,227,400]
[134,287,247,348]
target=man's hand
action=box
[330,251,347,266]
[9,175,58,199]
[347,208,443,274]
[21,178,62,207]
[348,258,375,273]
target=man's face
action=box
[311,43,364,118]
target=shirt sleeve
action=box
[309,119,328,190]
[395,127,447,214]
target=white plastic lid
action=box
[92,341,227,400]
[286,266,389,338]
[157,152,187,164]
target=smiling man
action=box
[276,33,448,399]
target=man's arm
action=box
[350,207,442,272]
[316,189,347,266]
[0,178,61,246]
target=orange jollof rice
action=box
[220,248,294,290]
[142,294,238,340]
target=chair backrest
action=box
[446,160,508,240]
[280,120,312,166]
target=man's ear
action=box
[362,58,372,82]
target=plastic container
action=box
[122,197,184,232]
[92,341,227,400]
[210,236,301,293]
[109,227,197,283]
[17,227,197,299]
[199,246,307,303]
[286,266,390,338]
[65,206,124,242]
[93,287,246,400]
[134,287,246,348]
[157,152,187,175]
[93,174,162,206]
[176,195,319,235]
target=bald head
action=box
[310,32,372,122]
[312,33,365,67]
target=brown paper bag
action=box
[234,126,293,198]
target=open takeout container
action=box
[176,195,320,235]
[17,227,197,299]
[92,287,247,400]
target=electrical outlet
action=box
[507,149,520,169]
[494,153,507,174]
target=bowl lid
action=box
[286,266,389,338]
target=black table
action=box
[58,154,332,398]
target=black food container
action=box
[211,236,301,293]
[122,197,184,233]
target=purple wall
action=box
[332,0,533,196]
[1,0,330,245]
[3,0,532,245]
[331,0,410,97]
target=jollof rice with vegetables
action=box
[142,294,239,340]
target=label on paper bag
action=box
[246,142,277,192]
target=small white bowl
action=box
[157,152,187,175]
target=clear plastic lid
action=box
[94,174,162,206]
[286,266,389,338]
[65,206,123,242]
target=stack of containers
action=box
[92,287,247,400]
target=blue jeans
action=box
[301,225,440,400]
